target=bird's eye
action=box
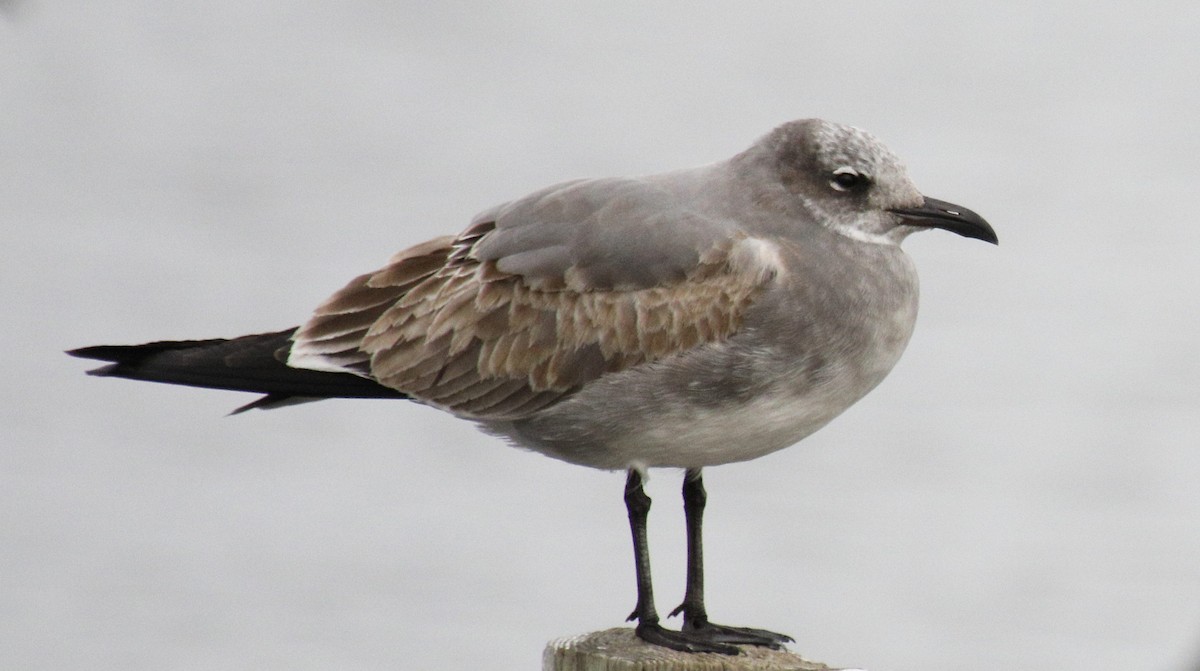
[830,167,866,192]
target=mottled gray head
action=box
[762,119,996,245]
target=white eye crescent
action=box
[830,167,864,192]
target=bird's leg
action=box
[624,469,661,628]
[669,468,709,624]
[623,469,739,655]
[668,468,794,649]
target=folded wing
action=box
[289,176,783,420]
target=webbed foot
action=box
[633,621,741,655]
[680,619,793,649]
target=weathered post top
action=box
[544,628,852,671]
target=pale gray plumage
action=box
[70,117,996,655]
[287,118,993,470]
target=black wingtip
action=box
[66,345,119,362]
[68,330,408,406]
[69,344,154,377]
[228,393,282,415]
[83,363,121,377]
[227,401,256,417]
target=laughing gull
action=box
[69,118,996,655]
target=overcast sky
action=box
[3,2,1199,670]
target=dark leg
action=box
[623,469,739,655]
[670,468,709,625]
[624,469,661,629]
[668,468,794,648]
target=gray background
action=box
[3,2,1198,670]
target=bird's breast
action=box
[490,246,919,470]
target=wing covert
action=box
[290,178,782,419]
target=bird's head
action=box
[764,119,997,246]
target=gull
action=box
[69,119,996,654]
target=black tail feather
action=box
[68,328,407,410]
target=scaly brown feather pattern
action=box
[291,222,776,419]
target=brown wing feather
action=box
[290,236,456,373]
[291,223,777,419]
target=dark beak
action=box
[890,197,998,245]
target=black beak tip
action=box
[891,197,997,245]
[973,223,1000,246]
